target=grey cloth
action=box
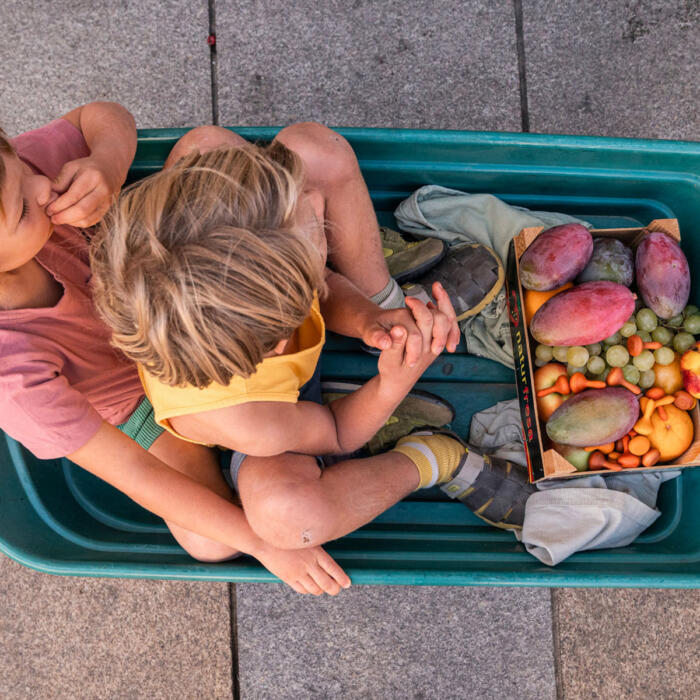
[468,398,681,566]
[394,187,591,367]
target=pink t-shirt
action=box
[0,119,144,458]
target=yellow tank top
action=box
[138,295,325,442]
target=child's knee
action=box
[277,122,359,189]
[246,481,336,549]
[165,126,247,168]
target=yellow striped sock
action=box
[392,432,467,490]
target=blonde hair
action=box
[0,129,16,220]
[91,141,327,388]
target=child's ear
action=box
[273,338,289,354]
[267,338,290,356]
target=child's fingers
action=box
[430,309,451,355]
[48,169,95,216]
[366,326,392,352]
[50,162,81,197]
[381,325,408,367]
[317,548,351,589]
[432,282,461,352]
[405,296,434,349]
[50,191,108,228]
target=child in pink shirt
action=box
[0,104,349,595]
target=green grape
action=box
[603,331,623,346]
[638,330,652,343]
[587,356,606,375]
[534,356,549,368]
[552,346,569,363]
[636,308,658,332]
[632,350,655,372]
[683,314,700,335]
[638,369,656,390]
[586,343,602,357]
[567,363,583,377]
[651,326,673,345]
[673,332,696,354]
[620,321,637,338]
[654,346,676,366]
[535,344,554,362]
[566,346,589,367]
[684,304,699,318]
[667,313,684,328]
[606,344,630,368]
[622,364,641,385]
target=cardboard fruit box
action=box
[506,217,700,483]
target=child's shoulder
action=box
[12,119,89,181]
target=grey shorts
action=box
[228,361,324,492]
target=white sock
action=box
[370,278,405,310]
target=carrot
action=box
[583,442,615,454]
[618,453,641,468]
[627,334,643,357]
[657,406,668,421]
[645,387,665,400]
[642,449,661,467]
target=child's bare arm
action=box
[47,102,137,227]
[68,421,350,594]
[172,296,454,456]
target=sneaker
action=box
[406,427,536,530]
[380,227,448,284]
[321,382,455,454]
[413,243,504,322]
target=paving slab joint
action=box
[229,582,240,699]
[208,0,219,125]
[550,588,565,700]
[513,0,530,132]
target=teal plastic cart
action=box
[2,127,699,587]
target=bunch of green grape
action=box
[533,303,700,391]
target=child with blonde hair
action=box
[0,107,354,595]
[91,123,487,573]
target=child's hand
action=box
[255,542,351,595]
[362,282,459,367]
[377,287,455,388]
[46,155,122,228]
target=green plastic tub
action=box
[2,127,699,587]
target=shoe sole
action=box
[391,240,449,285]
[321,381,456,425]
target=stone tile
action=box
[553,588,700,699]
[216,0,521,130]
[0,555,232,700]
[0,0,211,136]
[524,0,700,140]
[236,583,556,699]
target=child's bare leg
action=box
[148,431,240,561]
[164,125,248,170]
[274,122,391,298]
[237,451,419,549]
